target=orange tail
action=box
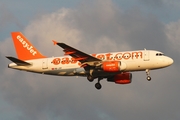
[11,32,46,60]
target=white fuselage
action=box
[8,50,173,77]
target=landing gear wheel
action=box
[147,76,151,81]
[146,69,151,81]
[95,83,102,90]
[87,75,94,82]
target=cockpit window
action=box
[156,53,164,56]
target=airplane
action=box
[6,32,174,90]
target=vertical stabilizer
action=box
[11,32,46,60]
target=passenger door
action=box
[144,49,150,61]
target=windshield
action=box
[156,53,164,56]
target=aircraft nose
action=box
[167,57,174,66]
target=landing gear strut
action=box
[87,75,103,90]
[146,69,151,81]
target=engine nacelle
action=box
[101,61,121,72]
[107,72,132,84]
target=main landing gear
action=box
[95,77,103,90]
[95,82,102,90]
[146,69,151,81]
[87,75,94,82]
[87,75,103,90]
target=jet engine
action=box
[101,61,126,72]
[107,72,132,84]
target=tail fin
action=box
[11,32,46,60]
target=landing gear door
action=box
[42,59,48,69]
[144,49,150,61]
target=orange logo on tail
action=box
[11,32,46,60]
[17,35,37,56]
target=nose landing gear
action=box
[146,69,151,81]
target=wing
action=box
[53,41,102,65]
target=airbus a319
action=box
[6,32,173,89]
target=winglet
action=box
[52,40,58,45]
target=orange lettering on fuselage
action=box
[52,51,143,65]
[97,54,105,60]
[52,57,78,65]
[105,53,113,60]
[114,53,122,60]
[52,58,61,65]
[61,58,70,64]
[132,52,143,59]
[91,54,97,57]
[71,58,78,64]
[93,52,143,61]
[123,52,131,60]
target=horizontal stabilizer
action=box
[6,56,31,66]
